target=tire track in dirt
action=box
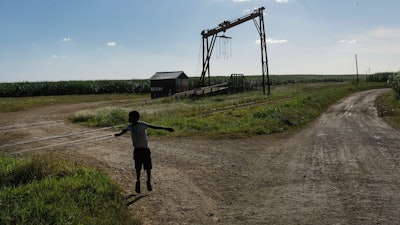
[0,120,64,132]
[0,101,124,155]
[132,89,400,225]
[257,89,400,225]
[1,125,114,154]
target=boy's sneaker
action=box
[146,181,152,192]
[135,182,141,193]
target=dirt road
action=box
[1,89,400,224]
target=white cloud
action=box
[344,27,400,45]
[107,42,117,47]
[339,39,357,44]
[342,27,400,45]
[255,38,287,44]
[50,55,67,60]
[266,38,288,44]
[230,0,276,2]
[366,27,400,39]
[267,38,288,44]
[242,9,251,14]
[62,37,71,42]
[242,8,259,14]
[341,27,400,56]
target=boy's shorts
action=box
[133,148,152,170]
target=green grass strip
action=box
[0,156,140,225]
[71,82,389,138]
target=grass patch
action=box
[0,155,140,225]
[70,107,129,127]
[376,90,400,130]
[0,94,147,113]
[70,82,388,138]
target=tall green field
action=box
[0,74,364,98]
[0,80,150,97]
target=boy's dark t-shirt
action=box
[126,121,150,149]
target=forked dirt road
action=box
[1,89,400,224]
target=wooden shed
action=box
[150,71,189,99]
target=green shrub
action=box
[70,108,128,127]
[0,156,74,187]
[366,72,393,82]
[389,72,400,98]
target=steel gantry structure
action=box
[200,7,270,95]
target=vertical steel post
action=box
[355,54,359,85]
[200,37,206,85]
[255,10,270,95]
[200,35,217,86]
[206,37,211,86]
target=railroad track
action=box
[0,121,115,155]
[0,120,65,132]
[204,96,295,116]
[1,96,294,155]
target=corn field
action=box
[0,74,381,98]
[0,80,150,97]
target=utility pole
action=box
[355,54,359,85]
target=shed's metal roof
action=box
[150,71,188,80]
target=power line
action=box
[299,0,340,49]
[386,54,400,72]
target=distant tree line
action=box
[366,72,393,82]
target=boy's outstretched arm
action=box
[148,124,174,132]
[115,128,128,137]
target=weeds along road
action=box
[1,89,400,225]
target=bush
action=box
[389,72,400,98]
[70,108,128,127]
[366,72,393,82]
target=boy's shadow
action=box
[125,194,149,207]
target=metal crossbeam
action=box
[199,7,270,95]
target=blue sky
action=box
[1,0,399,82]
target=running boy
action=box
[115,111,174,193]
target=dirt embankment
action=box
[1,89,400,225]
